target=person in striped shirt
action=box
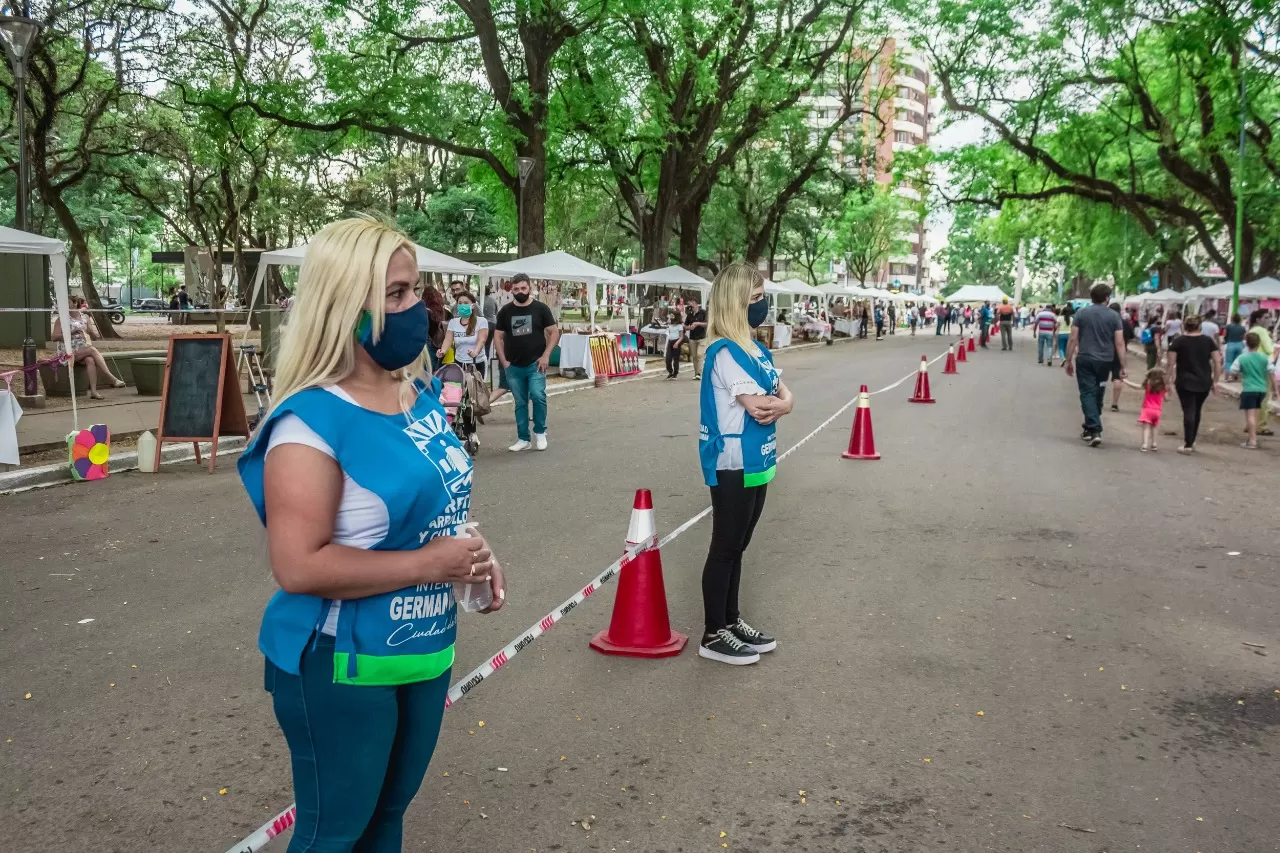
[1036,304,1059,365]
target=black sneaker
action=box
[1080,430,1093,442]
[729,618,777,653]
[1089,434,1102,447]
[698,628,761,665]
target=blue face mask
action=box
[748,298,769,328]
[456,304,473,318]
[356,301,429,371]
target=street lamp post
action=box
[515,156,534,258]
[1231,44,1247,316]
[100,215,111,301]
[462,207,476,254]
[126,215,141,309]
[0,9,44,397]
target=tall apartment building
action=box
[806,37,933,293]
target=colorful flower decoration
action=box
[69,424,111,481]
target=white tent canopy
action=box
[777,279,824,297]
[627,265,711,292]
[485,250,624,323]
[0,225,77,428]
[1239,276,1280,299]
[816,283,861,296]
[1143,288,1187,304]
[944,284,1010,303]
[1198,280,1237,298]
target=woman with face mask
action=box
[696,262,794,666]
[237,217,506,850]
[438,291,490,377]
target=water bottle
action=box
[451,521,493,613]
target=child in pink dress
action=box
[1138,367,1169,452]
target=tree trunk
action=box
[678,192,707,272]
[515,135,546,257]
[46,193,120,339]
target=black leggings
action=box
[665,342,681,377]
[702,469,768,634]
[1177,387,1209,447]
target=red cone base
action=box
[943,346,958,374]
[590,491,687,658]
[956,340,968,362]
[967,334,976,352]
[842,384,880,460]
[908,356,935,403]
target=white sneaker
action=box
[533,432,548,451]
[508,440,531,452]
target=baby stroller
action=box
[434,362,484,456]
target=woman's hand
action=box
[479,558,506,614]
[468,347,482,360]
[419,534,492,584]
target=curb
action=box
[3,335,853,495]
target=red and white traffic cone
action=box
[943,345,958,374]
[590,489,687,658]
[908,355,936,403]
[841,385,881,460]
[967,332,976,353]
[956,337,968,362]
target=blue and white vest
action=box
[239,380,470,686]
[698,338,780,488]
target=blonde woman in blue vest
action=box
[238,216,505,851]
[697,262,794,665]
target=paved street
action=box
[2,330,1278,853]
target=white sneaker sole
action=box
[698,645,760,665]
[742,639,777,653]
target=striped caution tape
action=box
[223,345,955,853]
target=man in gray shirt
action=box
[1065,283,1126,447]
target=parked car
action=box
[561,297,580,311]
[135,298,168,312]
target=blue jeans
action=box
[505,362,547,441]
[1075,356,1110,435]
[1038,333,1055,362]
[265,636,450,853]
[1057,333,1069,359]
[1224,342,1244,373]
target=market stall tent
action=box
[1239,276,1280,299]
[484,250,624,324]
[627,265,711,292]
[0,225,78,428]
[943,284,1010,303]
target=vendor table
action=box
[772,323,793,348]
[556,333,595,378]
[639,325,666,354]
[0,386,23,466]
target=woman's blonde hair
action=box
[268,216,425,418]
[707,262,763,350]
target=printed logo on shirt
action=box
[511,314,534,336]
[403,409,473,498]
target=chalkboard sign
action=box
[154,334,249,473]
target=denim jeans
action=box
[1057,333,1069,359]
[1075,356,1110,435]
[265,637,450,853]
[1037,333,1055,362]
[506,362,547,441]
[1224,342,1244,373]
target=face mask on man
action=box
[513,291,531,304]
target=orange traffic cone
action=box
[943,345,958,374]
[967,332,976,353]
[956,339,968,363]
[908,355,936,403]
[590,489,688,658]
[841,385,881,460]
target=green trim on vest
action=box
[333,644,456,687]
[743,465,777,488]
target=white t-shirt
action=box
[1201,320,1219,340]
[1165,318,1182,338]
[665,323,684,346]
[266,386,390,635]
[447,316,489,363]
[709,345,781,472]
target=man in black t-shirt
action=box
[495,273,560,452]
[685,296,708,379]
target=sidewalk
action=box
[1124,341,1280,414]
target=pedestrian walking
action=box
[888,303,897,335]
[1231,332,1276,449]
[1057,304,1074,361]
[664,309,686,379]
[1223,313,1247,376]
[1137,367,1169,452]
[1141,316,1162,370]
[495,273,559,452]
[237,217,505,853]
[1245,309,1274,436]
[696,262,793,666]
[1109,303,1135,412]
[438,291,490,377]
[874,303,885,340]
[996,297,1015,350]
[1035,303,1058,364]
[978,301,993,348]
[1201,309,1221,341]
[1165,315,1222,454]
[908,305,918,335]
[1065,283,1126,447]
[686,296,708,379]
[1164,310,1183,345]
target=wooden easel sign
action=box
[153,334,249,473]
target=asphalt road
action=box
[2,328,1278,853]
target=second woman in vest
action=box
[697,262,794,665]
